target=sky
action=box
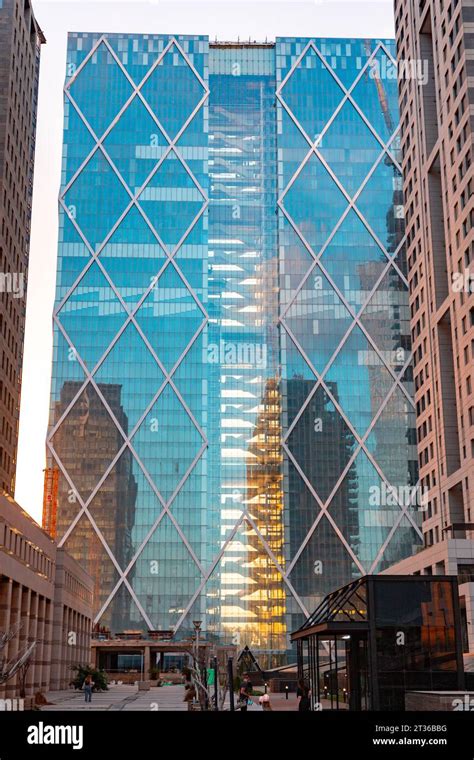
[15,0,396,523]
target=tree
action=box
[0,622,36,686]
[187,655,232,711]
[18,658,32,699]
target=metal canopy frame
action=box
[292,576,369,638]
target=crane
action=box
[363,39,395,138]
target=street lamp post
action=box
[192,620,202,668]
[227,657,235,711]
[213,656,218,711]
[192,620,202,708]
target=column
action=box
[0,579,13,699]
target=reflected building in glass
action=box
[45,34,422,663]
[48,381,138,630]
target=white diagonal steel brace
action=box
[281,321,422,540]
[278,177,408,306]
[49,314,208,535]
[279,208,407,330]
[65,35,208,150]
[279,244,414,420]
[281,259,415,415]
[53,212,207,389]
[44,439,153,628]
[276,44,407,284]
[58,37,209,312]
[51,405,208,601]
[55,200,210,429]
[52,103,210,430]
[285,349,420,573]
[48,262,210,522]
[277,40,402,172]
[49,263,204,444]
[57,137,209,321]
[62,79,208,226]
[52,259,211,507]
[102,34,210,191]
[53,413,207,579]
[281,312,394,446]
[173,507,310,636]
[283,443,366,576]
[63,36,209,214]
[50,269,208,449]
[55,242,208,443]
[172,512,247,634]
[278,159,414,411]
[50,262,210,599]
[368,507,413,576]
[51,33,214,631]
[307,424,422,543]
[244,512,309,617]
[96,439,209,623]
[59,94,208,268]
[65,35,108,90]
[277,118,407,283]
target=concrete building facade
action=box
[0,0,44,495]
[387,0,474,650]
[0,493,93,699]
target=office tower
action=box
[45,34,421,661]
[0,0,44,495]
[387,0,474,651]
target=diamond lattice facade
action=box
[45,34,422,662]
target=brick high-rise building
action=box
[0,0,45,495]
[385,0,474,653]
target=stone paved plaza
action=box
[40,684,301,712]
[42,684,187,711]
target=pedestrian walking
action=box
[258,693,272,711]
[83,674,94,704]
[183,678,196,710]
[296,679,311,711]
[238,673,253,711]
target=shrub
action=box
[71,664,108,692]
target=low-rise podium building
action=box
[0,493,93,699]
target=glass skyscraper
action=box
[45,34,422,663]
